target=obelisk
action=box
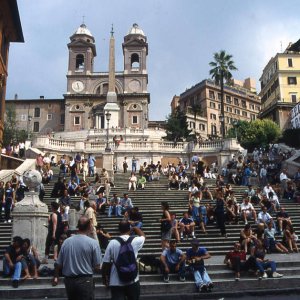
[104,25,120,128]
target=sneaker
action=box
[163,275,169,283]
[191,234,196,239]
[12,280,19,288]
[244,220,248,225]
[8,219,12,223]
[199,284,207,292]
[4,221,7,223]
[235,277,240,281]
[272,272,283,278]
[207,282,214,290]
[262,272,268,279]
[179,276,185,282]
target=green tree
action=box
[3,104,27,147]
[209,50,237,138]
[227,119,281,151]
[189,103,203,126]
[164,107,192,142]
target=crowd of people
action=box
[2,147,300,299]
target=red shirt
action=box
[227,250,246,264]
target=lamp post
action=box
[232,120,238,139]
[105,111,111,152]
[27,115,32,139]
[219,115,224,139]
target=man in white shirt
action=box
[102,221,145,300]
[263,183,275,199]
[258,206,273,227]
[280,169,290,197]
[240,197,257,224]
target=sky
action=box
[6,0,300,120]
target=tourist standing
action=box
[53,216,102,300]
[88,154,96,177]
[102,221,145,300]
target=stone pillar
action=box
[12,191,49,256]
[102,151,114,181]
[12,169,49,256]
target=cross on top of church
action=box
[111,24,114,37]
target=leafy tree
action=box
[209,50,237,138]
[164,107,192,142]
[3,104,27,147]
[227,119,281,151]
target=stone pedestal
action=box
[103,151,114,175]
[12,192,49,256]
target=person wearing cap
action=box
[186,239,213,292]
[53,216,102,299]
[160,240,186,283]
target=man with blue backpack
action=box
[102,221,146,300]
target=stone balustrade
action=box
[34,136,243,154]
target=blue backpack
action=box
[115,236,138,283]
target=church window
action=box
[47,114,52,120]
[132,116,138,124]
[75,54,85,71]
[102,83,108,95]
[34,107,40,118]
[74,116,81,125]
[33,122,39,132]
[131,53,140,70]
[60,114,65,125]
[75,105,80,110]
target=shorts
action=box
[161,229,172,241]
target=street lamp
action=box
[105,111,111,152]
[232,120,238,139]
[27,115,32,139]
[219,115,224,139]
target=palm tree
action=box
[209,50,237,138]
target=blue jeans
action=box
[255,260,276,273]
[108,205,121,217]
[162,262,186,278]
[3,257,23,281]
[193,267,212,287]
[132,163,137,172]
[89,166,94,177]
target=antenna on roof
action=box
[82,15,85,25]
[280,41,283,53]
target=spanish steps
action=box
[1,168,300,299]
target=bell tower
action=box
[66,23,96,94]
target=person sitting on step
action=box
[168,172,179,190]
[137,174,147,190]
[186,239,214,292]
[108,193,122,217]
[240,196,257,225]
[160,240,186,283]
[128,172,137,191]
[179,212,196,240]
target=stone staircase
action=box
[1,169,300,299]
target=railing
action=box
[34,137,242,153]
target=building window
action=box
[75,54,84,71]
[34,107,40,118]
[132,116,138,124]
[234,109,240,115]
[131,53,140,69]
[210,102,216,109]
[74,116,81,125]
[209,90,215,99]
[249,104,255,110]
[218,104,221,110]
[288,77,297,85]
[226,106,232,113]
[47,114,52,120]
[255,105,260,111]
[190,122,195,129]
[60,114,65,125]
[211,124,217,135]
[48,104,52,109]
[250,114,256,121]
[218,93,221,101]
[210,113,216,120]
[234,98,239,106]
[242,111,247,117]
[288,58,293,67]
[226,95,231,104]
[241,100,247,108]
[33,122,39,132]
[20,114,27,121]
[199,124,205,131]
[291,94,297,103]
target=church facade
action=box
[6,23,150,135]
[64,23,150,132]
